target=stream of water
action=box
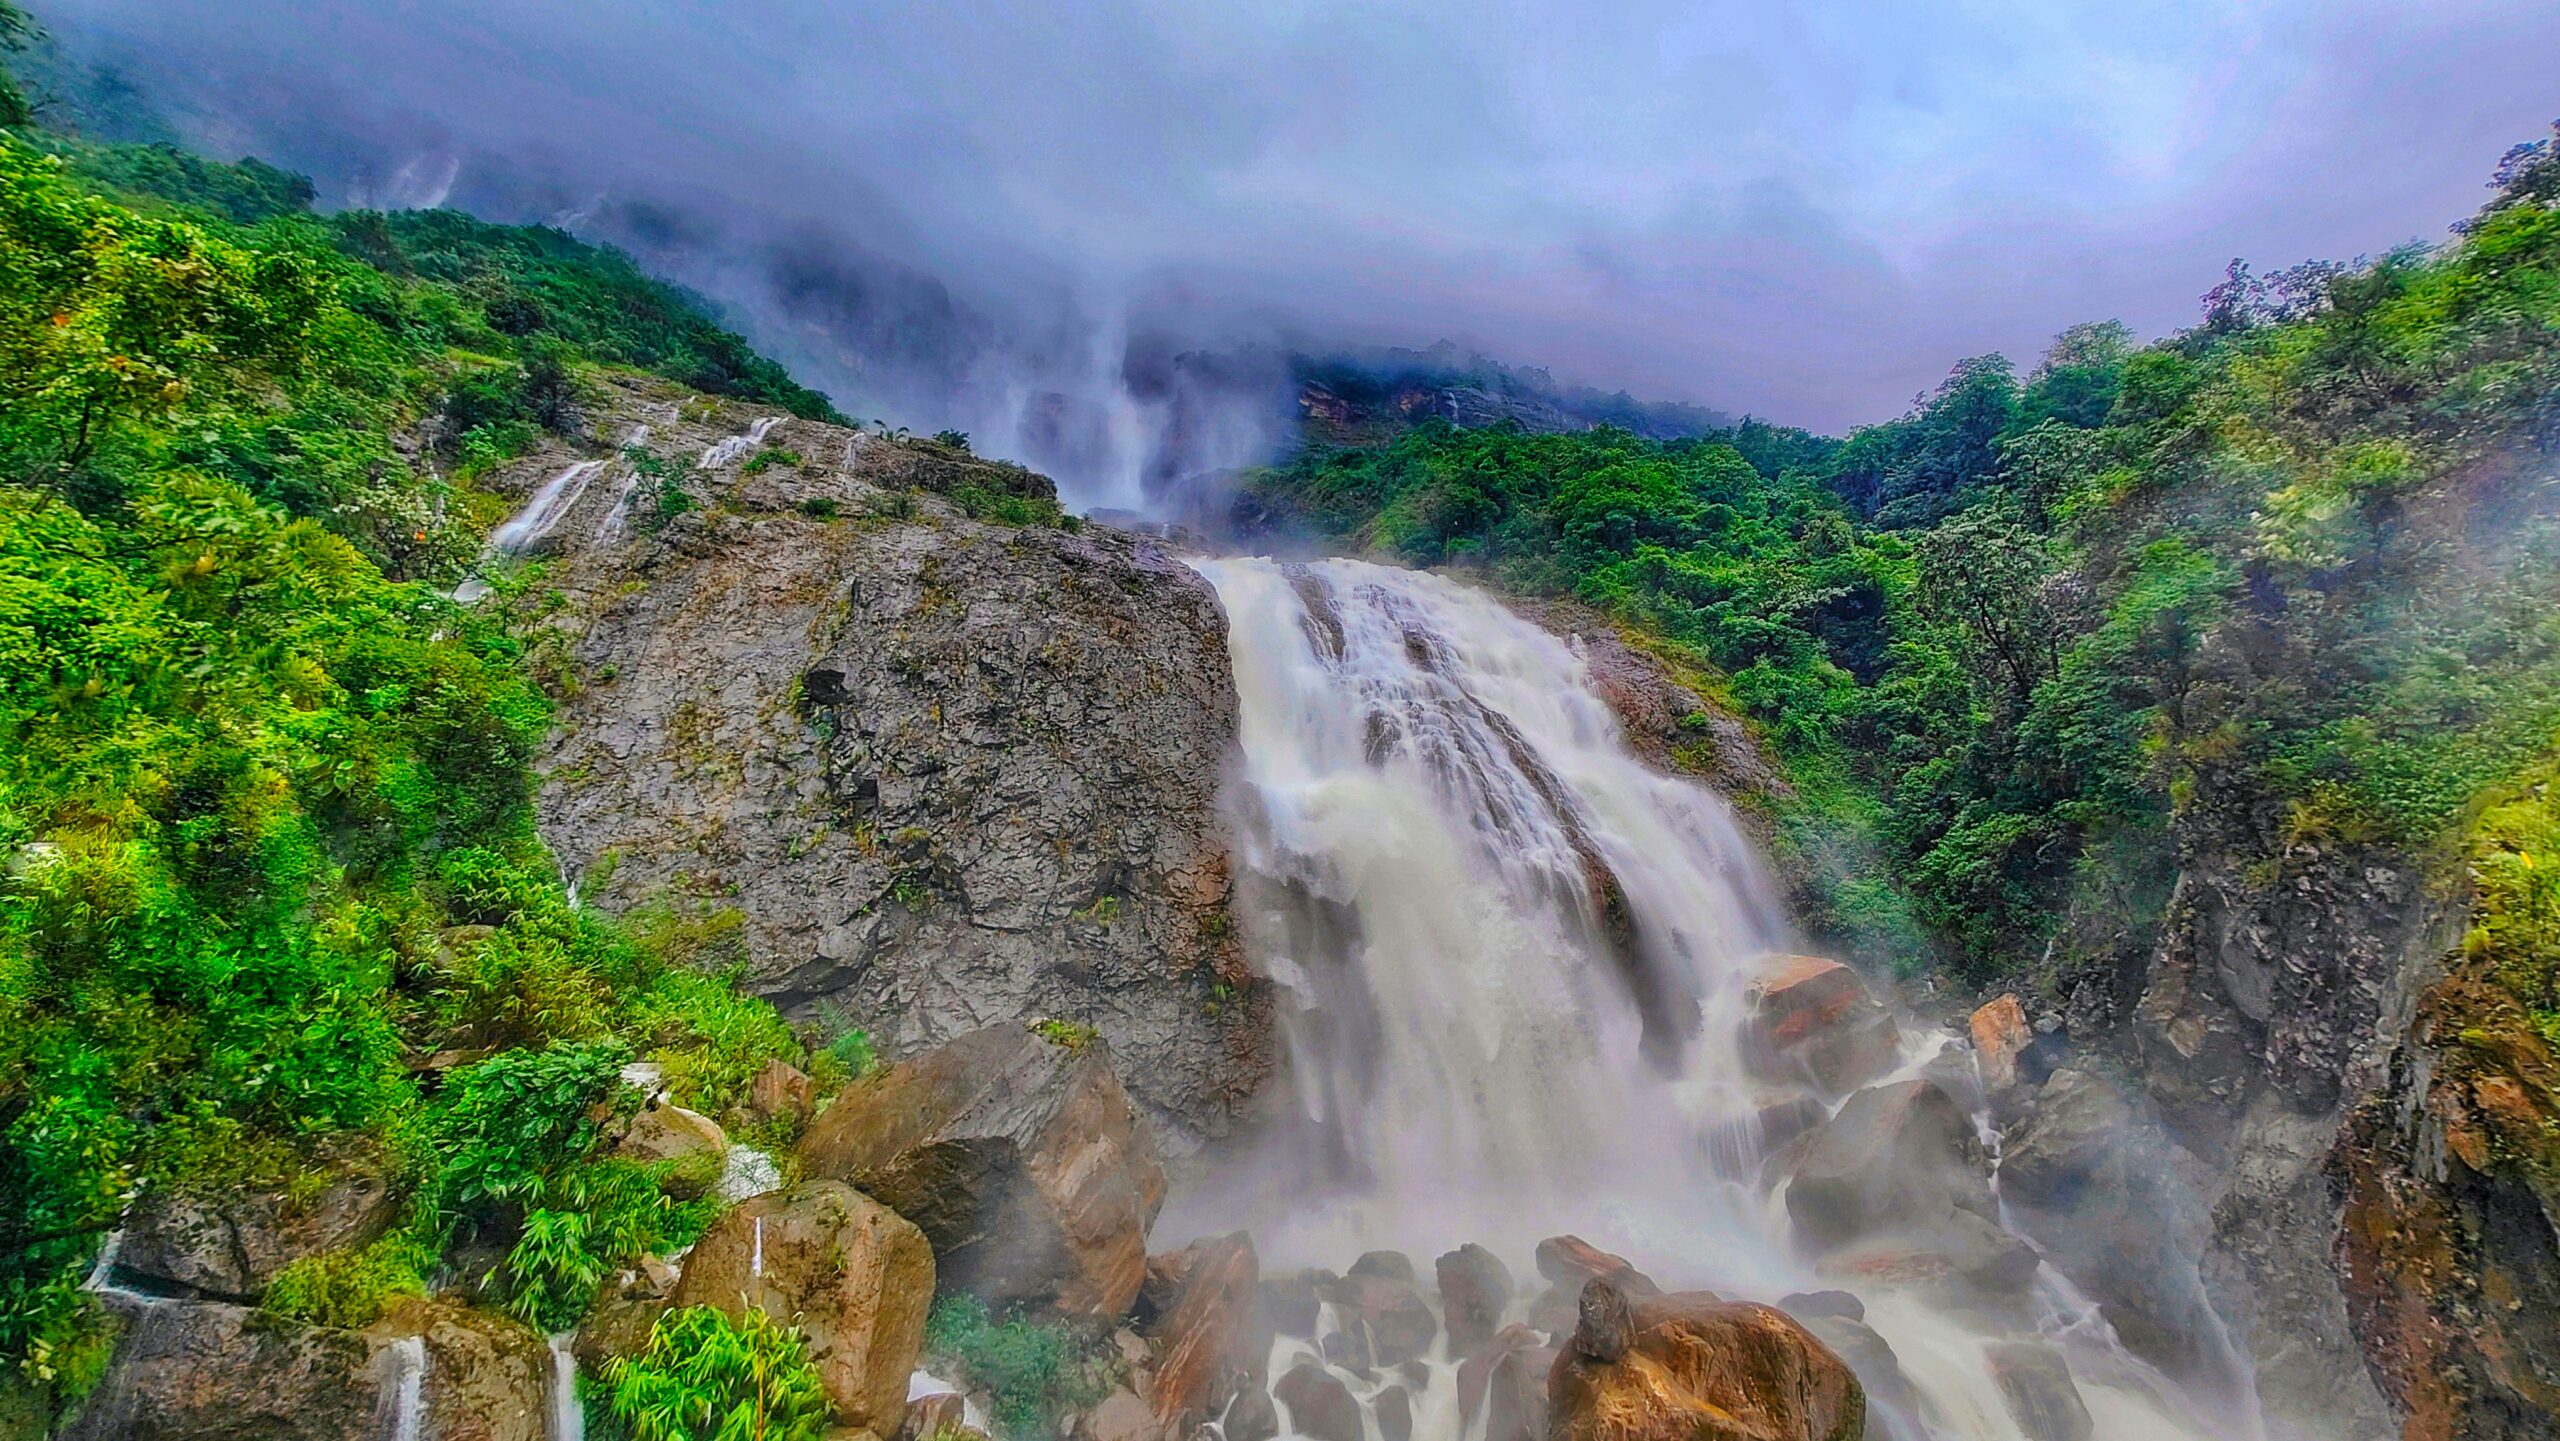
[1190,556,2249,1441]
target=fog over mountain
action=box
[36,0,2560,502]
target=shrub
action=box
[260,1234,433,1330]
[923,1295,1110,1439]
[606,1305,830,1441]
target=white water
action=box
[698,414,781,471]
[908,1368,993,1434]
[716,1144,783,1203]
[486,461,605,558]
[1191,557,2244,1441]
[547,1333,584,1441]
[384,1334,428,1441]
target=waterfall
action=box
[698,414,781,471]
[485,460,605,558]
[383,1335,428,1441]
[547,1333,584,1441]
[1192,556,2240,1441]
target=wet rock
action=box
[1969,995,2033,1092]
[369,1297,550,1441]
[1077,1387,1168,1441]
[899,1390,974,1441]
[1256,1268,1333,1339]
[1374,1382,1413,1441]
[1790,1312,1930,1441]
[1775,1290,1863,1323]
[1138,1232,1262,1431]
[1436,1243,1515,1357]
[1572,1279,1636,1363]
[1317,1326,1373,1375]
[1535,1235,1658,1295]
[526,396,1265,1146]
[1225,1382,1281,1441]
[1272,1362,1361,1441]
[1457,1324,1554,1441]
[572,1284,668,1375]
[1322,1270,1438,1367]
[1548,1290,1866,1441]
[1984,1341,2093,1441]
[1997,1069,2222,1375]
[61,1299,380,1441]
[1348,1249,1417,1286]
[615,1099,729,1195]
[1814,1207,2042,1307]
[798,1023,1166,1317]
[747,1058,818,1126]
[668,1180,935,1434]
[1769,1080,1993,1249]
[113,1162,400,1303]
[1743,955,1904,1097]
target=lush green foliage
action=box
[0,113,828,1406]
[1240,136,2560,982]
[604,1304,831,1441]
[924,1294,1112,1439]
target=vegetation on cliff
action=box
[0,66,836,1422]
[1238,123,2560,988]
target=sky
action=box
[42,0,2560,434]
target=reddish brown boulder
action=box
[1458,1323,1555,1441]
[747,1058,818,1126]
[898,1390,976,1441]
[1530,1235,1660,1334]
[1768,1080,1993,1249]
[1323,1269,1438,1366]
[1968,995,2032,1092]
[668,1180,935,1434]
[1273,1362,1362,1441]
[1548,1284,1866,1441]
[798,1023,1166,1317]
[1138,1232,1263,1431]
[1437,1242,1516,1357]
[1743,955,1903,1096]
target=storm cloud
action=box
[38,0,2560,441]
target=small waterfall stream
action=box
[547,1333,584,1441]
[1190,557,2245,1441]
[382,1335,428,1441]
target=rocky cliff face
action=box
[479,376,1272,1147]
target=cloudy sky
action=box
[47,0,2560,430]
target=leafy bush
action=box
[606,1305,831,1441]
[923,1295,1110,1439]
[260,1234,433,1330]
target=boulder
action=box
[798,1023,1166,1317]
[614,1099,730,1196]
[1076,1387,1167,1441]
[1769,1080,1993,1250]
[62,1299,382,1441]
[1814,1207,2042,1307]
[1272,1362,1362,1441]
[1547,1284,1866,1441]
[113,1163,401,1302]
[899,1390,975,1441]
[1323,1269,1438,1366]
[1997,1068,2133,1210]
[1457,1322,1555,1441]
[668,1180,935,1434]
[1984,1341,2094,1441]
[1529,1234,1660,1332]
[1743,955,1903,1096]
[1138,1232,1263,1431]
[747,1058,819,1127]
[370,1297,551,1441]
[1437,1243,1515,1357]
[1968,996,2033,1092]
[1783,1307,1931,1441]
[1256,1268,1333,1339]
[1348,1249,1417,1286]
[1225,1381,1281,1441]
[1375,1382,1413,1441]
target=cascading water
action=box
[382,1334,428,1441]
[1187,556,2248,1441]
[547,1333,584,1441]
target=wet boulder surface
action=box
[798,1022,1167,1318]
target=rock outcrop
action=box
[797,1023,1166,1317]
[1547,1282,1866,1441]
[667,1180,935,1435]
[1743,956,1903,1097]
[110,1161,400,1304]
[1136,1232,1264,1432]
[1437,1242,1515,1358]
[510,380,1270,1146]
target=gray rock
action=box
[1770,1079,1994,1250]
[517,382,1269,1147]
[1272,1362,1361,1441]
[1984,1341,2094,1441]
[114,1163,400,1303]
[1436,1243,1515,1358]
